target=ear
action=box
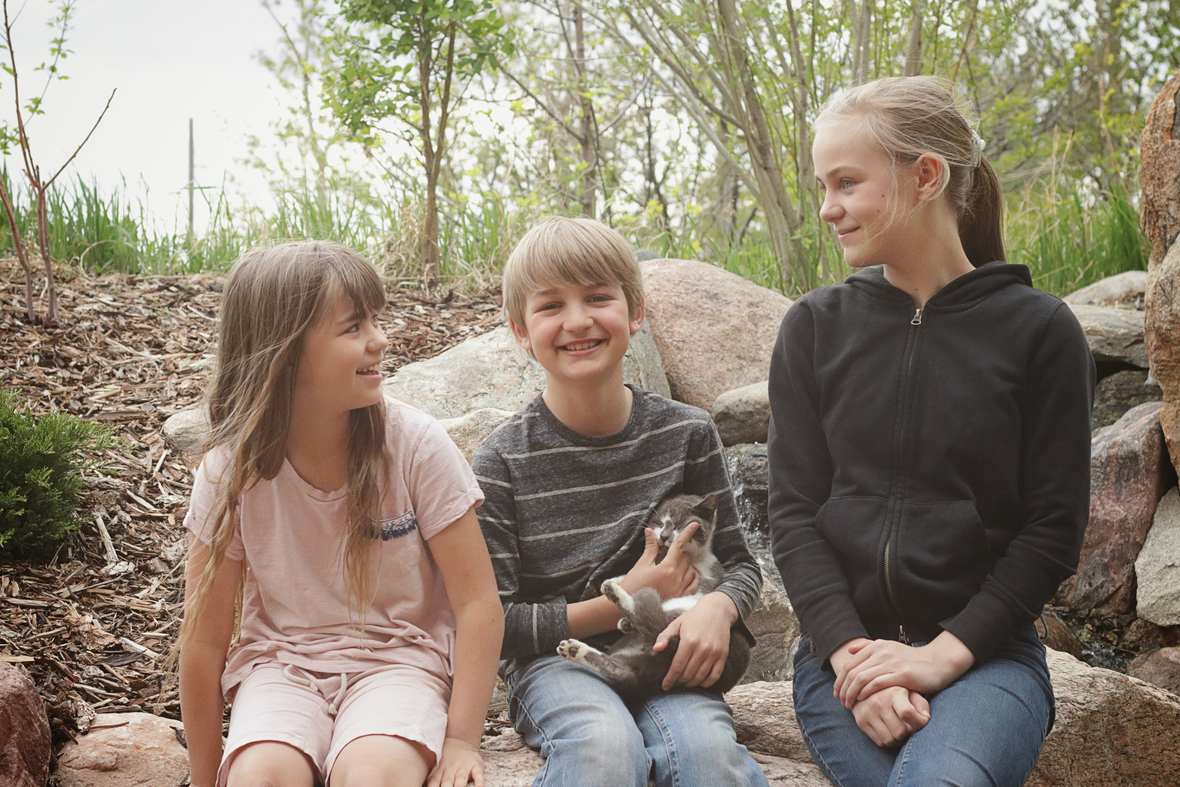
[629,298,646,335]
[509,315,532,352]
[694,493,718,519]
[913,153,947,202]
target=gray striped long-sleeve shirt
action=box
[473,386,763,673]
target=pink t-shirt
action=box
[185,398,484,697]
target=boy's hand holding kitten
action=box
[619,523,701,600]
[655,590,738,690]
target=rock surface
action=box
[1137,487,1180,626]
[383,324,670,420]
[482,649,1180,786]
[161,405,208,456]
[1066,402,1172,616]
[1067,303,1148,369]
[1141,68,1180,268]
[743,575,799,684]
[1127,646,1180,697]
[726,443,770,535]
[640,259,792,410]
[1064,270,1147,307]
[712,380,771,446]
[438,408,514,463]
[1147,238,1180,479]
[0,661,51,787]
[55,712,189,787]
[1092,369,1162,430]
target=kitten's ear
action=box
[694,493,719,520]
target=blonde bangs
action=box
[503,216,643,328]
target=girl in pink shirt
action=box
[177,241,503,787]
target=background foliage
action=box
[0,388,114,559]
[2,0,1174,297]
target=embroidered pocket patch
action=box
[373,510,418,541]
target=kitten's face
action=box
[648,493,717,558]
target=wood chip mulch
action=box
[0,261,504,750]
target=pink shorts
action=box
[218,662,451,786]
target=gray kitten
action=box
[556,493,751,698]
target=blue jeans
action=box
[506,653,769,787]
[792,626,1054,787]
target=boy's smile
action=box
[511,279,643,389]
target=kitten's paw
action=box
[617,617,635,633]
[557,639,591,663]
[601,579,634,615]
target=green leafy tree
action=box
[325,0,511,286]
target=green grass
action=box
[1006,178,1148,297]
[0,166,1150,300]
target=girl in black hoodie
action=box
[768,76,1094,787]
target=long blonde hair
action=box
[176,240,389,657]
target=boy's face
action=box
[510,279,643,390]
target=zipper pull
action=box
[898,625,910,645]
[911,308,923,326]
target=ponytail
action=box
[959,158,1006,267]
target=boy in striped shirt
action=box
[474,216,767,787]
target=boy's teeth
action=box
[565,341,598,351]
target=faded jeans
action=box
[505,653,769,787]
[792,625,1054,787]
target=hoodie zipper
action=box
[883,306,924,632]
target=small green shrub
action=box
[0,389,115,560]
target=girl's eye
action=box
[841,178,855,189]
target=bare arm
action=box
[178,534,241,787]
[426,507,505,787]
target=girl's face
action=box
[294,289,389,418]
[812,125,919,269]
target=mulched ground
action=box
[0,261,503,750]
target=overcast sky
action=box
[1,0,287,230]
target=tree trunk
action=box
[904,0,927,76]
[574,4,597,217]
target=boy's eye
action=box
[841,178,855,189]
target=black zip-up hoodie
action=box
[767,262,1095,665]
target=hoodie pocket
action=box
[893,500,989,620]
[814,496,890,580]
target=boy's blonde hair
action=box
[503,216,644,330]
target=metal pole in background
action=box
[187,118,194,240]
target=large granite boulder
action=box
[1063,270,1147,308]
[1141,69,1180,268]
[1066,304,1148,369]
[640,259,792,410]
[1092,370,1162,430]
[712,381,771,446]
[1127,646,1180,697]
[1029,649,1180,786]
[1137,486,1180,626]
[383,324,670,420]
[1066,401,1172,616]
[0,661,51,787]
[1147,238,1180,479]
[1143,70,1180,479]
[55,713,188,787]
[482,649,1180,786]
[438,408,513,464]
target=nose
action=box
[819,190,841,224]
[368,321,390,353]
[563,302,593,332]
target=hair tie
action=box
[971,131,986,164]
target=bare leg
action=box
[329,734,433,787]
[227,741,317,787]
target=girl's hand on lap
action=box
[835,632,975,708]
[655,591,738,689]
[851,686,930,748]
[428,737,484,787]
